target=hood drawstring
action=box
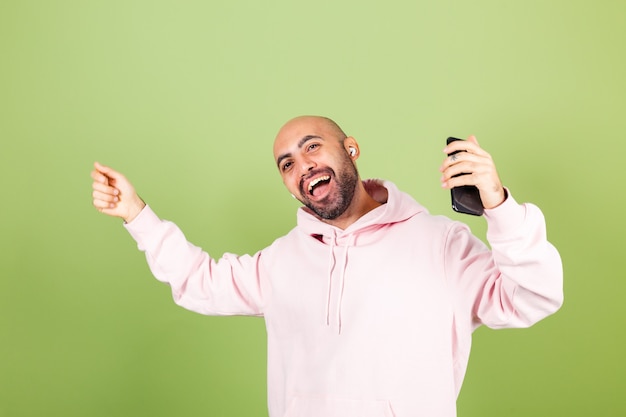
[336,235,355,334]
[325,231,337,326]
[324,231,355,335]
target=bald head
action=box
[273,116,347,160]
[278,115,347,138]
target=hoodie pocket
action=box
[283,396,396,417]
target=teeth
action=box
[308,175,330,193]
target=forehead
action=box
[273,117,336,158]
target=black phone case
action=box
[446,137,484,216]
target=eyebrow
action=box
[276,135,323,168]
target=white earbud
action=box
[349,147,357,157]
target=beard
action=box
[299,154,359,220]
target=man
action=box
[91,116,563,417]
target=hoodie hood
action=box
[295,179,427,333]
[296,179,427,239]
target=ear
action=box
[343,136,360,160]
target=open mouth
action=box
[307,175,331,196]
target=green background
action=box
[1,1,624,416]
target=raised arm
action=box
[438,137,563,327]
[90,161,265,316]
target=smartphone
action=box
[446,137,484,216]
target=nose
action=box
[298,155,316,177]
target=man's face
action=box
[273,117,359,220]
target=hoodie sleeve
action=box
[445,193,563,329]
[123,205,265,316]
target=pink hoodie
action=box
[124,180,563,417]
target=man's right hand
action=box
[91,162,146,223]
